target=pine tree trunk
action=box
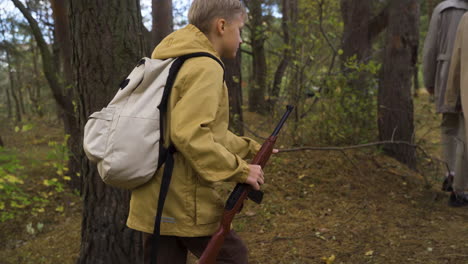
[270,0,295,112]
[340,0,371,95]
[6,51,22,123]
[378,0,419,169]
[223,53,244,135]
[246,0,267,114]
[70,0,146,262]
[151,0,173,47]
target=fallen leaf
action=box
[321,254,335,264]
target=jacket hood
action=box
[151,24,221,60]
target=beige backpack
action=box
[83,53,223,189]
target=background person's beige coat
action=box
[423,0,468,113]
[446,13,468,126]
[127,25,261,237]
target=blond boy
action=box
[127,0,269,263]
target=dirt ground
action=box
[0,92,467,264]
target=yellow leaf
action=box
[321,254,335,264]
[63,176,71,181]
[0,202,4,210]
[365,250,374,256]
[43,180,50,186]
[55,206,64,212]
[298,174,306,180]
[309,184,315,188]
[37,208,45,213]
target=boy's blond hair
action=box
[188,0,247,34]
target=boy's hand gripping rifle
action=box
[198,105,294,264]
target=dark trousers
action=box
[142,231,248,264]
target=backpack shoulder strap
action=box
[150,52,225,264]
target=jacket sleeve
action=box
[170,60,249,184]
[444,15,465,113]
[224,131,262,160]
[423,7,440,89]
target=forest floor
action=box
[0,92,467,264]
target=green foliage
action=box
[0,147,28,222]
[45,134,71,180]
[304,59,381,145]
[0,134,73,222]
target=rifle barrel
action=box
[271,105,294,137]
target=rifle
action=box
[198,105,294,264]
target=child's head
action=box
[188,0,247,58]
[188,0,247,34]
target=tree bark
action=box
[246,0,267,114]
[270,0,295,111]
[70,0,146,262]
[223,53,244,135]
[378,0,419,169]
[5,84,13,119]
[5,50,21,123]
[151,0,173,47]
[50,0,73,84]
[340,0,371,65]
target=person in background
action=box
[423,0,468,193]
[444,12,468,207]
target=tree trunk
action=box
[14,64,26,116]
[70,0,146,262]
[378,0,419,169]
[246,0,267,114]
[29,39,43,116]
[151,0,173,47]
[50,0,81,190]
[0,135,3,147]
[340,0,371,66]
[5,50,21,123]
[5,83,13,119]
[50,0,73,84]
[270,0,295,112]
[223,53,244,135]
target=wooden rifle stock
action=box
[198,106,293,264]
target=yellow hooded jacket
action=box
[126,24,261,237]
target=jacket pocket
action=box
[195,184,223,225]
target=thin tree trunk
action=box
[5,84,13,119]
[246,0,267,114]
[151,0,173,47]
[70,0,146,262]
[30,39,43,116]
[6,50,21,123]
[378,0,419,169]
[14,64,26,116]
[50,0,80,189]
[340,0,371,95]
[223,53,244,135]
[270,0,295,112]
[50,0,73,84]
